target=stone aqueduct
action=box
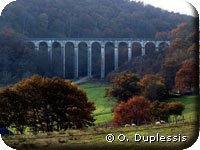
[26,38,171,79]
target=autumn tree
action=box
[175,59,198,92]
[161,38,187,91]
[161,21,198,92]
[166,38,189,63]
[113,96,151,126]
[0,75,95,134]
[149,100,169,122]
[170,23,191,39]
[140,74,167,101]
[105,72,142,102]
[0,89,12,128]
[168,102,185,120]
[0,88,28,134]
[161,58,180,91]
[155,32,169,39]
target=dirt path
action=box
[74,77,89,85]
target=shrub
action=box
[168,102,185,116]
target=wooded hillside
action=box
[0,0,192,38]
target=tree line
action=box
[113,96,184,126]
[105,72,187,126]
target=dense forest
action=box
[0,0,198,87]
[0,0,193,38]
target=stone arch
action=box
[39,41,48,49]
[27,42,35,50]
[91,42,101,79]
[78,42,88,77]
[145,42,156,55]
[132,42,142,57]
[37,42,49,76]
[52,41,62,78]
[158,42,170,51]
[118,42,128,67]
[27,41,37,58]
[105,42,115,76]
[65,42,75,79]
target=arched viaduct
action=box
[26,38,171,79]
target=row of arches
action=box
[28,40,170,79]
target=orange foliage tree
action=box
[175,59,198,92]
[113,96,151,126]
[170,22,190,39]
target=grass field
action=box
[79,82,116,124]
[79,82,198,124]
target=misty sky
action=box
[134,0,198,17]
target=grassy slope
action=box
[79,83,116,124]
[79,83,198,124]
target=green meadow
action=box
[79,82,198,125]
[79,82,116,124]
